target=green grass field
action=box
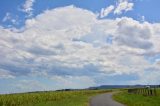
[0,90,110,106]
[113,89,160,106]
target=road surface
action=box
[90,92,124,106]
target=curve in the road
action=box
[90,92,124,106]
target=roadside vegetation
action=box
[113,89,160,106]
[0,90,110,106]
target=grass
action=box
[113,89,160,106]
[32,93,90,106]
[0,90,110,106]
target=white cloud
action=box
[21,0,35,16]
[141,16,145,22]
[0,5,160,89]
[100,5,114,18]
[50,75,95,89]
[13,80,47,92]
[114,0,134,15]
[2,13,11,22]
[0,69,15,79]
[131,69,160,85]
[2,13,19,26]
[115,17,153,49]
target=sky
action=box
[0,0,160,94]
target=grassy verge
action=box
[0,90,110,106]
[113,89,160,106]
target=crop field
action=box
[0,90,110,106]
[113,89,160,106]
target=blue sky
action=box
[1,0,160,28]
[0,0,160,94]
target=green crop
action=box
[0,90,110,106]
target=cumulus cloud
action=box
[114,0,134,15]
[115,17,153,49]
[0,5,160,91]
[100,5,115,18]
[21,0,35,16]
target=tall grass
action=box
[113,89,160,106]
[0,90,110,106]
